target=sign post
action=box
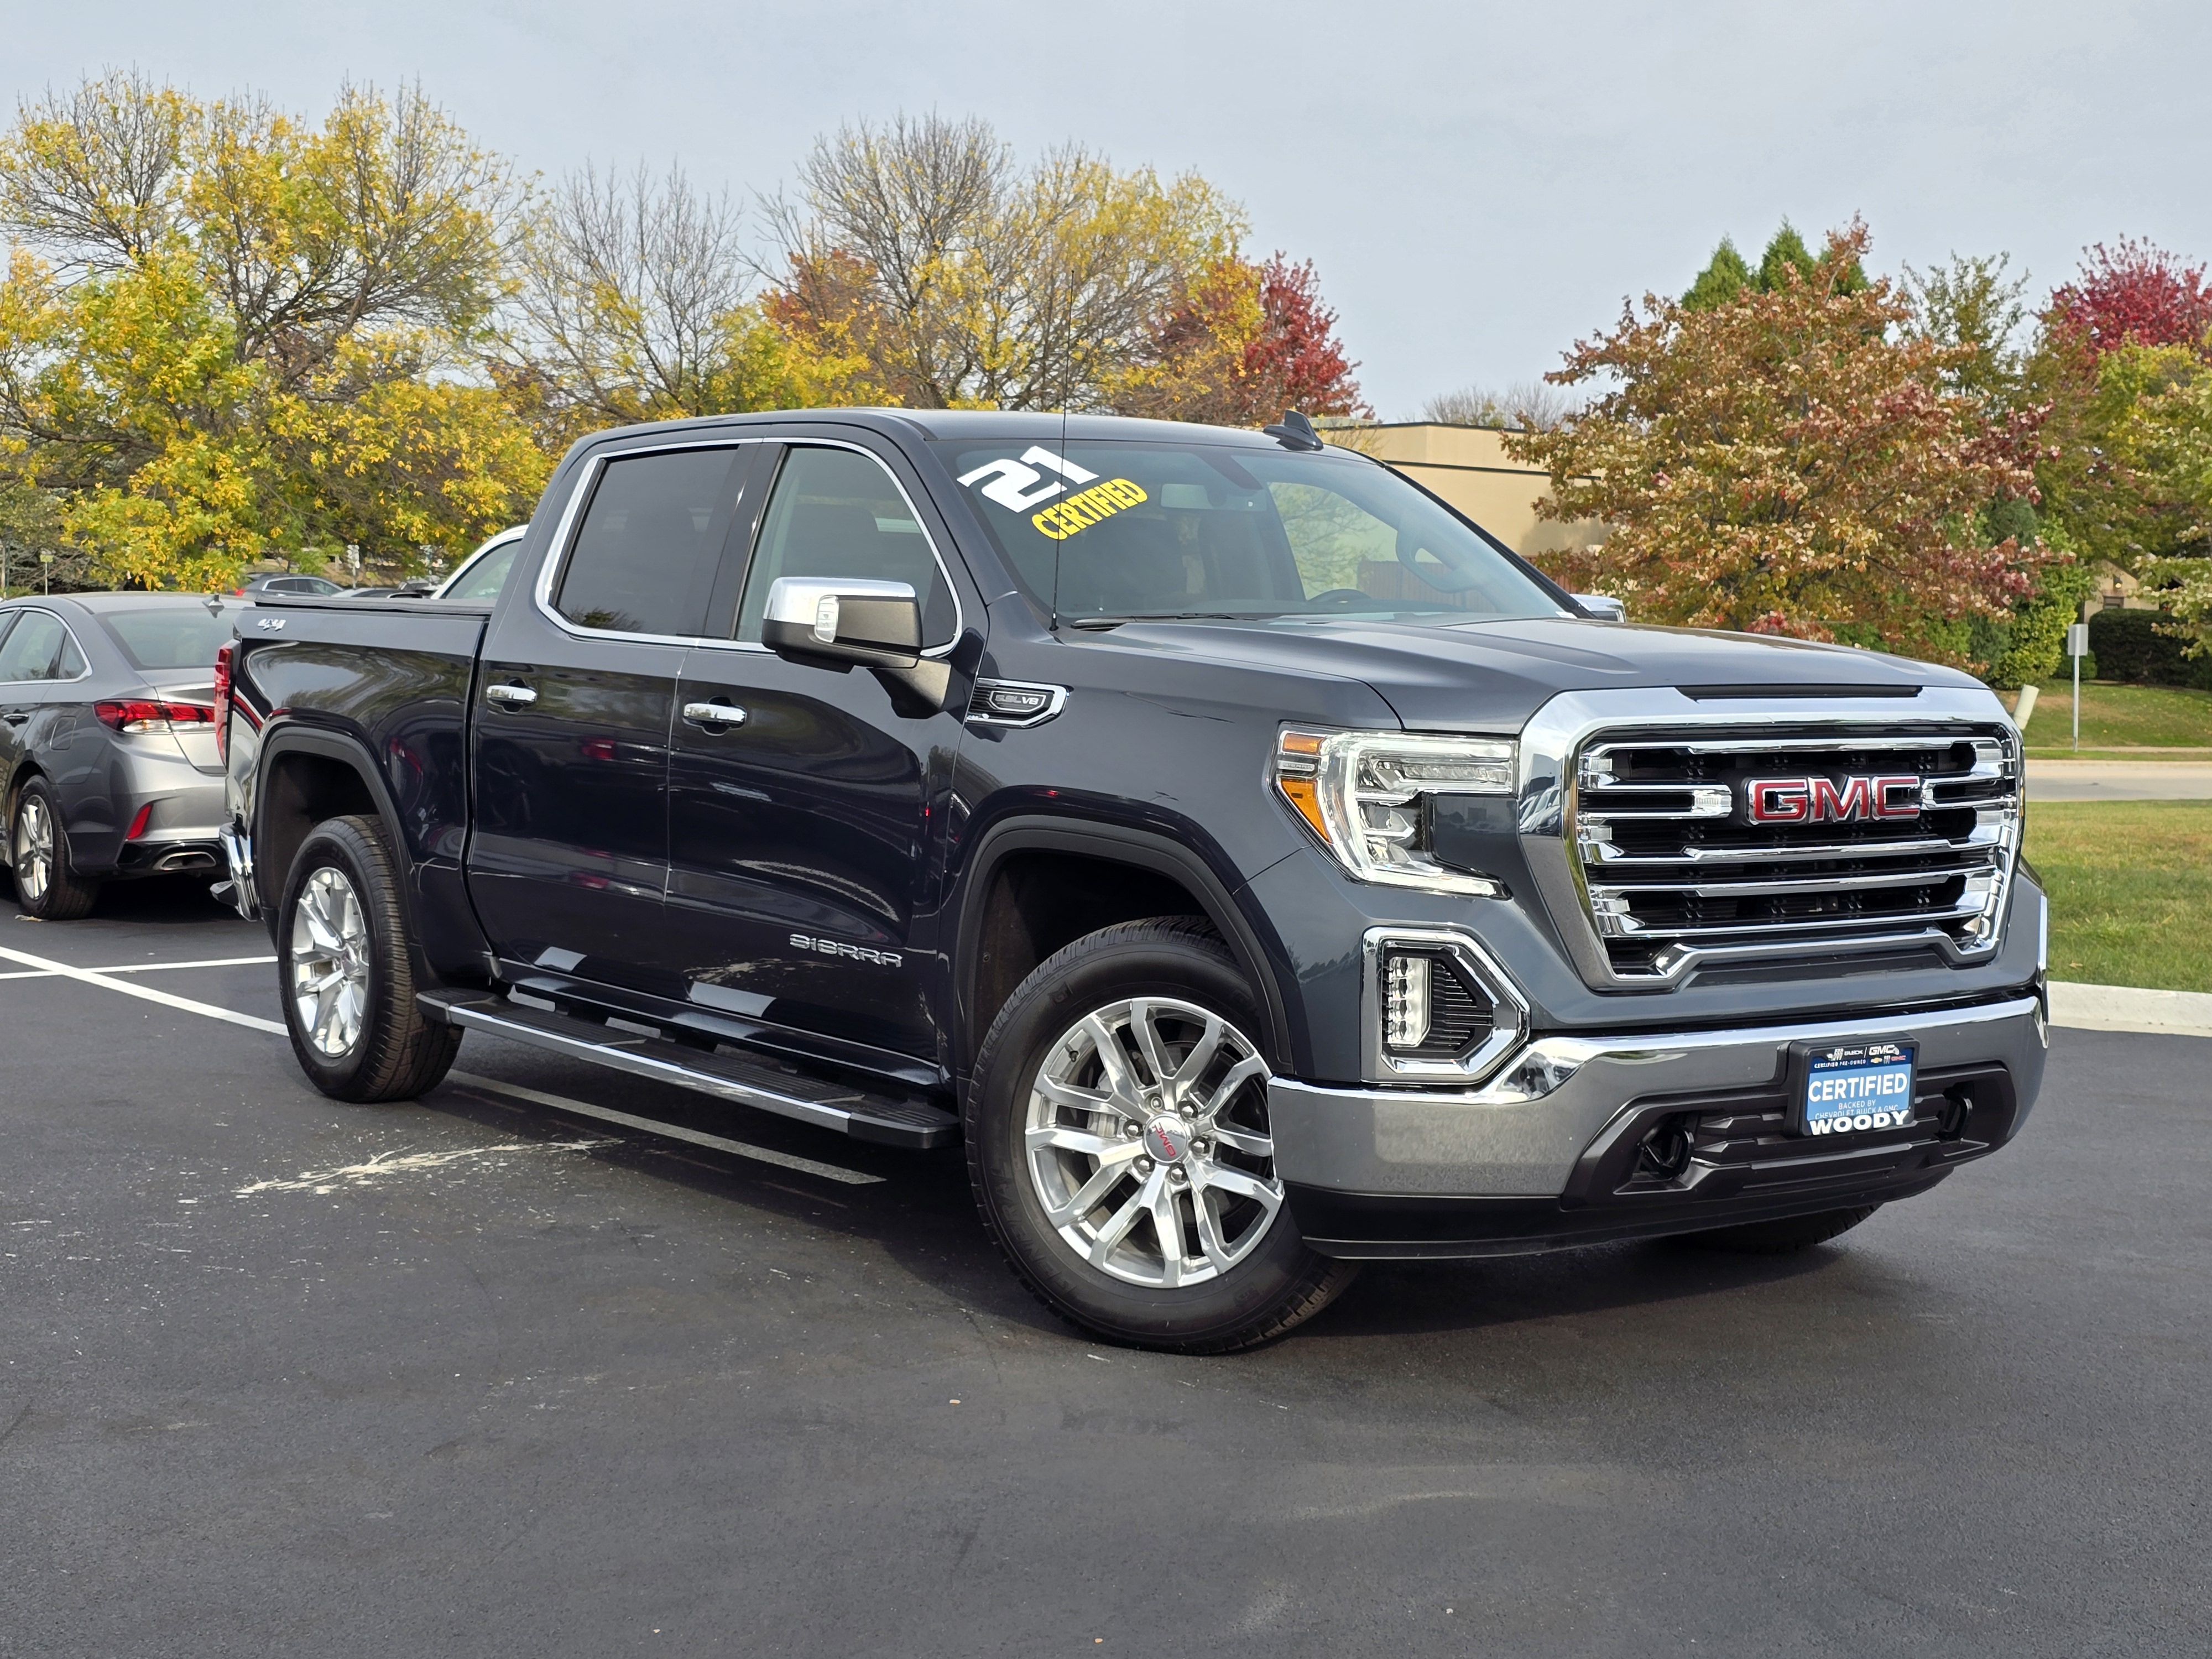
[39,549,53,597]
[2067,621,2091,752]
[346,542,361,589]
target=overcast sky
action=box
[12,1,2211,416]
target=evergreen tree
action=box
[1683,237,1751,311]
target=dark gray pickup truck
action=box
[215,409,2047,1350]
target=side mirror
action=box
[761,576,950,713]
[1572,593,1626,622]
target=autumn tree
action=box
[1420,379,1577,430]
[0,73,545,587]
[1113,251,1367,426]
[764,113,1249,413]
[1512,222,2053,666]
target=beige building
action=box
[1326,422,1606,561]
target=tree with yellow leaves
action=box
[0,72,546,588]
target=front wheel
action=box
[966,917,1358,1353]
[277,815,460,1103]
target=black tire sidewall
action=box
[276,816,411,1098]
[968,923,1326,1348]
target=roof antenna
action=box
[1264,409,1324,451]
[1050,402,1068,631]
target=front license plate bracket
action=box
[1785,1038,1919,1138]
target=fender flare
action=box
[951,813,1297,1074]
[251,723,418,937]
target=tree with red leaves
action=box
[1246,254,1368,418]
[2044,238,2212,358]
[1110,251,1366,426]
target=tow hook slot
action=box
[1635,1113,1696,1181]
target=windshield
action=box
[441,536,521,601]
[97,607,234,674]
[934,439,1564,624]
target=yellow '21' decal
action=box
[1031,479,1148,541]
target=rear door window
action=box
[0,610,68,681]
[733,446,954,646]
[556,448,750,638]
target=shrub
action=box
[2086,608,2212,689]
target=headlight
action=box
[1272,728,1515,897]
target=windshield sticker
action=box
[958,446,1098,512]
[1031,478,1149,541]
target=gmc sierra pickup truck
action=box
[215,408,2046,1352]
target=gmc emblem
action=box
[1744,775,1921,825]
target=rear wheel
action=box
[278,815,460,1103]
[1684,1203,1882,1255]
[11,778,98,920]
[967,917,1358,1353]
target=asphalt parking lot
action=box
[2,883,2206,1658]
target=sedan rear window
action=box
[98,608,236,673]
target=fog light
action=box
[1384,953,1431,1049]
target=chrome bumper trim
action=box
[1269,994,2044,1197]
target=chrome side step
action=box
[419,992,958,1150]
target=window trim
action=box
[0,605,92,687]
[531,436,967,656]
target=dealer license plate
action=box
[1796,1040,1917,1138]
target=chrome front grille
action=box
[1571,729,2022,978]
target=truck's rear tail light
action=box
[213,641,233,762]
[95,700,214,734]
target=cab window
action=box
[734,447,954,647]
[556,448,749,637]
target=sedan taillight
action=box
[95,700,215,734]
[213,640,234,762]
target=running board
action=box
[418,992,958,1150]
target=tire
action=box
[276,814,461,1103]
[11,776,98,920]
[966,916,1358,1353]
[1683,1203,1883,1255]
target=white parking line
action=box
[1,941,884,1186]
[0,953,277,981]
[0,945,286,1033]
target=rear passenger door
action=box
[659,441,967,1065]
[466,443,760,995]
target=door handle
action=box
[485,682,538,709]
[682,700,748,729]
[2,708,27,726]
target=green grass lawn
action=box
[2026,801,2212,991]
[2020,680,2212,757]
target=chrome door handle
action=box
[484,682,538,708]
[682,700,748,729]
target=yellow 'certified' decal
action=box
[1031,479,1148,541]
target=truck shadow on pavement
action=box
[412,1074,1846,1355]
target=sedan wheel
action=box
[13,792,53,904]
[290,865,371,1058]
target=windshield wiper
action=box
[1068,612,1270,630]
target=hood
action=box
[1077,615,1980,732]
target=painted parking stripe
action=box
[0,941,883,1187]
[0,953,278,981]
[0,944,286,1033]
[443,1071,886,1186]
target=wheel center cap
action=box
[1142,1115,1190,1164]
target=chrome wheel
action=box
[1025,996,1284,1288]
[290,866,370,1058]
[13,794,53,903]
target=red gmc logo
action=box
[1744,775,1922,825]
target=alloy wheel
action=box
[13,795,53,903]
[1024,995,1284,1288]
[290,866,371,1057]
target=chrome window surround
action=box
[530,436,967,658]
[1361,925,1530,1084]
[1513,686,2025,991]
[966,677,1070,728]
[0,606,93,686]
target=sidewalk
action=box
[2026,760,2212,801]
[2049,980,2212,1039]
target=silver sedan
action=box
[2,593,234,919]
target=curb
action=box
[2048,980,2212,1040]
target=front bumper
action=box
[1270,993,2044,1257]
